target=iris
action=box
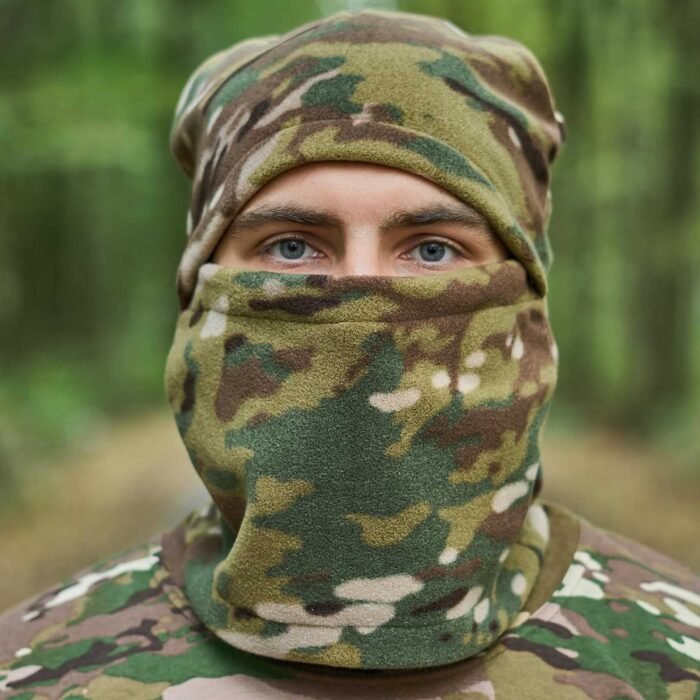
[278,240,306,259]
[419,241,446,261]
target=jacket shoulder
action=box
[0,538,205,698]
[485,511,700,699]
[0,532,346,699]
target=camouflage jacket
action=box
[1,501,699,699]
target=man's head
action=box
[164,10,562,669]
[170,9,565,308]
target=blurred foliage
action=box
[1,0,699,497]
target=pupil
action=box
[281,240,305,259]
[419,242,445,262]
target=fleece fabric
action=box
[163,257,557,668]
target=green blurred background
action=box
[1,0,698,609]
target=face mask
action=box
[164,258,558,670]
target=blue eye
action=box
[272,239,307,260]
[418,241,446,261]
[408,240,457,264]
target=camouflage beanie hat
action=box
[169,10,565,310]
[164,10,561,671]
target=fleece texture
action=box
[164,258,558,668]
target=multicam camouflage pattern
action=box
[7,9,699,698]
[2,503,699,699]
[169,10,566,309]
[161,258,557,669]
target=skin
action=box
[212,162,510,275]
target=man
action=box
[1,10,698,699]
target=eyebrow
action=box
[224,202,490,239]
[382,203,487,230]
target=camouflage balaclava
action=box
[164,10,565,670]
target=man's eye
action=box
[406,240,459,264]
[265,238,316,261]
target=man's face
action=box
[212,162,510,275]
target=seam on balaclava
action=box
[190,298,542,324]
